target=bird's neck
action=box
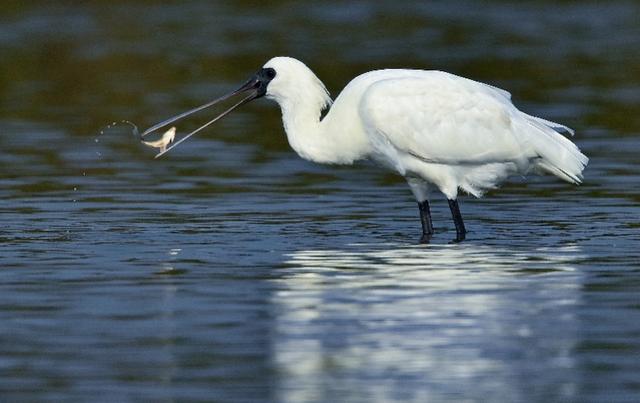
[278,94,370,165]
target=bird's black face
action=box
[139,66,277,157]
[254,67,277,98]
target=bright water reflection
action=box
[275,244,583,402]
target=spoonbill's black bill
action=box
[142,57,588,243]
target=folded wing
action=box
[359,72,534,167]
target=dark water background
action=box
[1,1,639,402]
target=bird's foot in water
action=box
[419,234,432,244]
[449,233,466,244]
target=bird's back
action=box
[335,69,587,195]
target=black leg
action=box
[418,200,434,244]
[447,199,466,243]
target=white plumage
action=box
[144,56,588,242]
[260,57,588,241]
[263,57,587,195]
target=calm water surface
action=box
[1,1,639,402]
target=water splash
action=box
[98,120,141,140]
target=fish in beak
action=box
[141,127,175,153]
[140,67,276,158]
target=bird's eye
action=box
[266,68,276,79]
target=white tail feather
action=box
[522,114,588,184]
[525,114,575,136]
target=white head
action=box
[139,57,335,158]
[260,57,332,116]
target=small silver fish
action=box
[141,127,176,153]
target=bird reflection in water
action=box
[271,243,583,402]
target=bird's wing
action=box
[359,72,531,166]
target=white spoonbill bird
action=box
[142,56,588,243]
